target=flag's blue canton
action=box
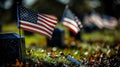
[64,9,75,20]
[19,7,38,24]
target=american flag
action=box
[62,8,83,34]
[89,11,104,29]
[102,15,118,29]
[18,7,58,39]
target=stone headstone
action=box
[47,28,64,47]
[0,33,26,65]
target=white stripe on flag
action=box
[38,14,57,23]
[38,17,56,27]
[63,21,79,34]
[20,21,52,34]
[43,14,57,20]
[63,18,78,27]
[20,21,52,38]
[20,24,51,38]
[37,21,54,31]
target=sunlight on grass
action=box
[25,34,47,47]
[82,31,114,42]
[2,22,18,33]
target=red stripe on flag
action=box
[20,21,52,35]
[64,25,77,34]
[64,20,78,29]
[37,19,56,28]
[40,14,57,21]
[20,26,51,39]
[37,22,54,32]
[38,15,57,24]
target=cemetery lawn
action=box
[2,23,120,65]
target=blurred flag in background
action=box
[102,15,118,29]
[61,8,83,34]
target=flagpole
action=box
[16,2,22,61]
[18,26,22,60]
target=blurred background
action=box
[0,0,120,46]
[0,0,120,22]
[0,0,120,66]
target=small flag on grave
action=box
[17,6,58,39]
[61,8,83,34]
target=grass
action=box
[82,30,114,42]
[2,23,120,64]
[2,23,116,45]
